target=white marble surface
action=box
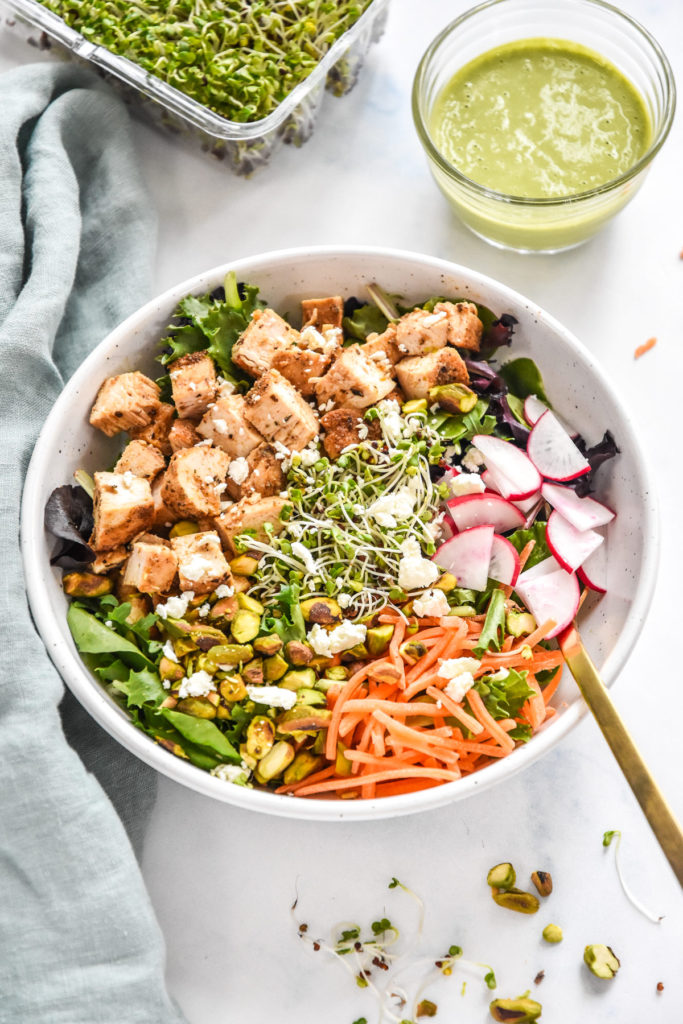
[3,0,683,1020]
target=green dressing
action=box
[430,39,652,199]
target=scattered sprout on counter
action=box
[602,830,663,924]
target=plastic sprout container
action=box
[1,0,389,176]
[412,0,675,253]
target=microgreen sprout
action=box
[602,830,663,923]
[41,0,374,124]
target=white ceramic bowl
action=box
[22,246,658,821]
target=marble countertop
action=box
[2,0,682,1019]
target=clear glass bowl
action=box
[412,0,675,253]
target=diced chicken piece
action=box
[123,539,178,594]
[169,352,218,419]
[89,372,160,438]
[129,402,175,455]
[227,444,286,501]
[151,474,175,530]
[320,408,382,460]
[232,308,301,378]
[197,392,263,458]
[395,349,469,400]
[90,472,154,551]
[301,295,344,330]
[91,546,128,575]
[170,530,232,595]
[271,348,332,398]
[245,369,319,451]
[115,439,166,482]
[161,445,230,519]
[168,418,201,452]
[395,307,450,356]
[434,301,483,351]
[314,345,395,411]
[363,323,401,369]
[214,495,288,555]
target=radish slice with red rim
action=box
[541,482,615,532]
[489,534,521,587]
[512,491,542,514]
[527,411,590,482]
[577,541,608,593]
[446,493,525,534]
[481,464,520,500]
[524,394,548,425]
[517,554,563,586]
[515,568,581,639]
[546,510,603,572]
[472,434,542,500]
[434,525,495,591]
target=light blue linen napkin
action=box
[0,63,186,1023]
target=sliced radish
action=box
[481,464,521,500]
[489,535,521,587]
[472,434,542,500]
[577,541,607,594]
[546,510,603,572]
[527,411,589,482]
[524,394,548,425]
[434,526,494,591]
[438,515,456,543]
[517,554,563,585]
[512,491,542,514]
[446,493,525,534]
[522,498,544,530]
[515,568,581,639]
[541,482,615,532]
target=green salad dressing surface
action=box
[430,38,652,199]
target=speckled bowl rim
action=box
[21,246,659,821]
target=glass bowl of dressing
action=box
[412,0,675,252]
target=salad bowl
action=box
[21,246,658,820]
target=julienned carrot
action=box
[325,664,372,760]
[465,690,516,754]
[541,667,563,704]
[425,685,484,735]
[524,677,546,731]
[292,767,462,796]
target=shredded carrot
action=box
[634,336,656,359]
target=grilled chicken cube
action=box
[170,530,232,595]
[434,300,483,351]
[245,369,319,451]
[301,295,344,330]
[226,443,286,500]
[123,538,178,594]
[151,474,175,530]
[197,391,263,457]
[169,352,218,419]
[395,307,450,356]
[271,347,332,398]
[214,495,288,554]
[91,546,129,575]
[168,418,201,452]
[320,407,382,460]
[161,445,230,519]
[115,439,166,481]
[232,308,301,378]
[90,472,154,551]
[363,323,401,370]
[314,345,394,411]
[89,372,160,438]
[129,402,175,455]
[395,349,470,400]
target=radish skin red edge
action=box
[489,534,521,587]
[446,493,525,534]
[515,569,581,639]
[541,481,615,532]
[546,511,603,573]
[527,410,590,482]
[472,433,542,500]
[577,542,608,593]
[434,526,495,592]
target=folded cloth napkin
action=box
[0,64,186,1023]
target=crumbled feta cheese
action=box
[412,589,450,618]
[194,438,212,447]
[181,553,217,583]
[245,686,297,710]
[337,593,353,609]
[367,488,415,529]
[212,418,228,434]
[220,500,233,511]
[357,424,369,440]
[397,538,439,591]
[377,399,404,445]
[279,490,289,498]
[422,310,448,327]
[461,447,485,472]
[438,657,480,680]
[444,672,475,703]
[425,512,446,542]
[198,603,210,617]
[161,639,179,663]
[105,620,113,628]
[178,670,215,699]
[308,621,367,658]
[488,667,510,682]
[227,457,249,485]
[211,762,250,784]
[291,541,318,574]
[298,443,320,468]
[215,583,234,599]
[156,591,195,619]
[450,472,486,497]
[319,399,335,413]
[272,440,292,469]
[214,482,227,494]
